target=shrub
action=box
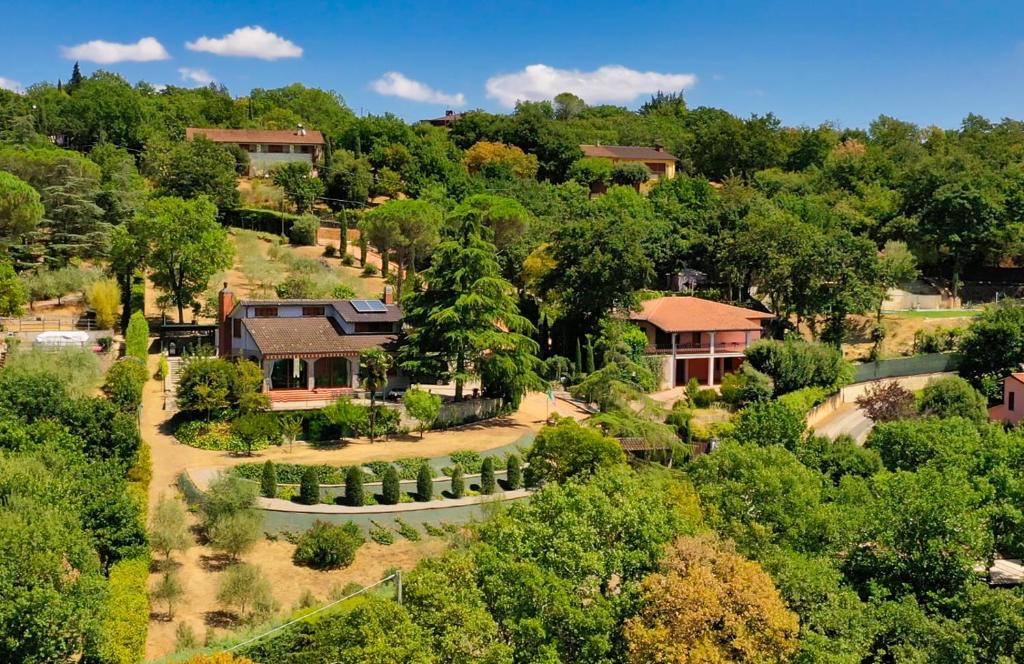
[733,400,806,450]
[103,358,148,412]
[394,518,420,541]
[913,327,963,354]
[918,376,988,422]
[157,355,169,380]
[288,215,320,245]
[86,277,120,330]
[293,520,364,570]
[345,465,365,507]
[381,465,401,505]
[665,405,693,443]
[323,244,337,257]
[208,511,263,560]
[450,464,465,498]
[369,523,395,545]
[449,450,483,474]
[217,563,279,623]
[361,264,378,277]
[341,253,355,266]
[124,311,149,361]
[404,387,442,437]
[174,622,199,650]
[174,420,242,451]
[611,162,651,186]
[855,381,916,422]
[480,457,496,495]
[777,386,831,418]
[506,454,522,490]
[526,418,626,483]
[299,466,320,505]
[260,460,277,498]
[98,555,150,664]
[693,388,718,408]
[416,462,433,502]
[745,339,851,395]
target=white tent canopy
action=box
[35,331,90,347]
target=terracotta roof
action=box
[185,127,325,146]
[241,317,397,359]
[580,144,677,161]
[617,437,670,452]
[233,299,402,324]
[629,296,773,333]
[1008,372,1024,384]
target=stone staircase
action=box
[164,356,184,411]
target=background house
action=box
[628,296,773,389]
[216,285,406,409]
[186,125,325,176]
[989,373,1024,425]
[580,143,677,192]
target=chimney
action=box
[654,142,664,152]
[383,285,394,305]
[217,283,234,357]
[296,123,306,136]
[445,109,454,117]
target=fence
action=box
[1,316,97,332]
[852,352,962,382]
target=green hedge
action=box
[124,311,149,361]
[99,554,151,664]
[221,207,302,237]
[778,386,832,417]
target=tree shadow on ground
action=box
[204,610,238,629]
[198,553,233,572]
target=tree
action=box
[260,460,277,498]
[279,413,302,453]
[208,511,263,561]
[463,140,539,178]
[60,71,145,151]
[299,466,320,505]
[139,196,233,322]
[0,259,26,317]
[293,520,364,570]
[108,223,148,331]
[0,170,43,244]
[201,475,258,530]
[506,453,522,489]
[568,156,613,190]
[361,199,442,294]
[624,535,800,664]
[480,457,496,495]
[216,563,279,623]
[856,381,917,422]
[744,338,850,395]
[554,92,587,119]
[272,161,324,213]
[150,136,241,210]
[358,348,393,442]
[382,465,401,505]
[917,376,988,422]
[125,310,149,360]
[416,462,433,501]
[733,400,806,450]
[526,418,626,483]
[450,464,465,498]
[85,277,119,329]
[611,162,651,187]
[345,465,364,507]
[401,212,539,402]
[176,356,233,420]
[403,387,441,438]
[232,412,275,456]
[103,358,148,412]
[150,496,191,564]
[152,571,184,620]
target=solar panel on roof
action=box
[351,299,372,312]
[366,299,386,312]
[351,299,387,313]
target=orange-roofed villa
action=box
[628,296,774,389]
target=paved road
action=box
[811,405,874,444]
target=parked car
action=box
[385,387,406,402]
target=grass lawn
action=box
[882,309,981,319]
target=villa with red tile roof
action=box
[215,284,407,409]
[628,296,774,389]
[989,373,1024,426]
[186,125,325,176]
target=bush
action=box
[416,462,433,502]
[288,215,319,245]
[449,450,483,474]
[103,358,148,412]
[174,420,242,451]
[124,311,149,361]
[157,355,169,380]
[665,405,693,443]
[918,376,988,422]
[693,388,718,408]
[299,466,320,505]
[480,457,496,495]
[98,555,150,664]
[361,264,378,277]
[450,464,465,498]
[323,244,337,257]
[913,327,963,354]
[369,523,395,545]
[86,277,120,330]
[745,339,851,395]
[526,418,626,483]
[341,253,355,266]
[221,206,301,236]
[345,465,365,507]
[292,520,364,570]
[260,460,277,498]
[855,381,916,422]
[217,563,279,623]
[506,454,522,490]
[381,465,401,505]
[394,518,420,541]
[777,386,831,417]
[733,400,806,450]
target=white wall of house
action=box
[248,152,315,175]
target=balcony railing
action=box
[647,341,748,355]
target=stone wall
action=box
[435,397,504,427]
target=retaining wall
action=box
[806,371,957,429]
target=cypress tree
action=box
[450,464,465,498]
[416,462,433,502]
[260,460,277,498]
[480,457,496,495]
[345,465,364,507]
[299,466,320,505]
[506,454,522,490]
[575,338,583,376]
[382,465,400,505]
[585,336,596,374]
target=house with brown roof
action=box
[989,373,1024,426]
[580,144,678,192]
[628,296,773,389]
[216,285,406,409]
[186,125,325,176]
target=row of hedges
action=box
[175,420,252,452]
[221,206,302,237]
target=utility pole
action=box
[395,569,403,604]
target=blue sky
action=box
[2,0,1023,129]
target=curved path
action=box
[811,404,874,444]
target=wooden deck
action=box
[268,387,356,409]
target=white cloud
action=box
[60,36,170,63]
[178,67,216,86]
[370,72,465,106]
[185,26,302,60]
[0,77,23,93]
[485,64,697,108]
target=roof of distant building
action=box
[423,110,462,126]
[580,144,677,161]
[241,317,397,360]
[185,127,325,146]
[629,296,773,333]
[232,299,402,324]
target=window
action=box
[646,162,667,174]
[298,145,313,154]
[1011,391,1016,412]
[267,144,287,153]
[254,307,278,318]
[302,306,325,317]
[237,143,255,152]
[691,332,702,346]
[232,318,241,338]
